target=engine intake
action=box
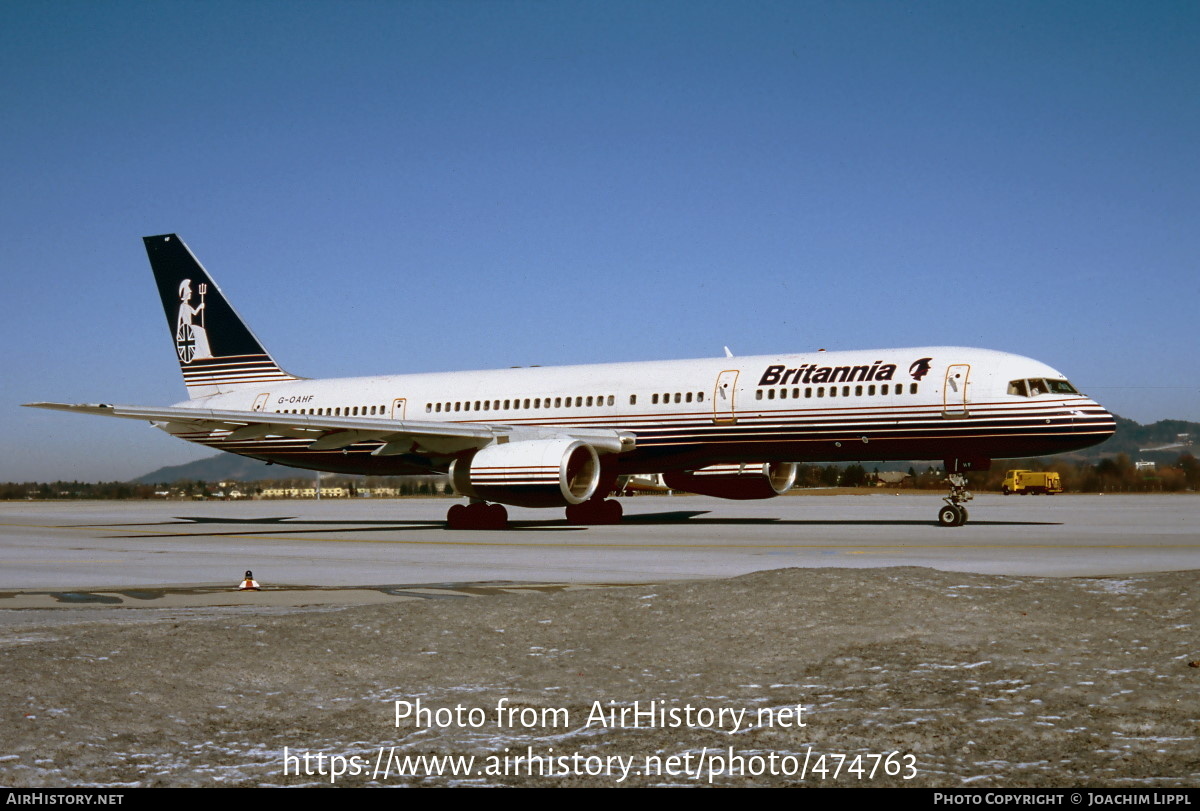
[663,461,797,500]
[450,438,601,508]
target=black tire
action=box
[956,506,969,526]
[564,502,586,524]
[485,503,508,530]
[938,505,960,527]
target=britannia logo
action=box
[908,357,933,381]
[176,279,213,363]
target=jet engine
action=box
[662,461,797,500]
[449,438,601,508]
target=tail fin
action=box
[144,234,300,398]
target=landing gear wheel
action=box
[447,503,468,529]
[446,501,508,530]
[565,498,623,525]
[485,503,508,529]
[938,470,974,527]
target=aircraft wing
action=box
[23,402,636,456]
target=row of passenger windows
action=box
[755,383,919,400]
[426,395,617,413]
[271,383,922,418]
[650,391,705,405]
[279,405,387,416]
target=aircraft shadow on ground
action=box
[82,510,1060,538]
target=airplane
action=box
[26,234,1117,529]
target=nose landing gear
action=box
[937,458,986,526]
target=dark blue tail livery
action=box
[144,234,298,397]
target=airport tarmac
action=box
[0,494,1197,605]
[3,493,1198,787]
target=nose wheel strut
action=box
[938,473,973,527]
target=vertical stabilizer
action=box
[144,234,299,398]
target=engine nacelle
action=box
[449,438,601,508]
[662,461,797,500]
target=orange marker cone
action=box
[238,569,261,591]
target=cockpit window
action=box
[1008,378,1079,397]
[1045,379,1079,395]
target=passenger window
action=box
[855,385,862,396]
[629,395,636,405]
[696,392,703,402]
[910,384,917,394]
[587,396,593,407]
[608,395,614,406]
[756,390,763,400]
[805,388,812,398]
[652,394,659,405]
[817,387,824,397]
[829,387,837,398]
[555,397,561,407]
[686,392,693,403]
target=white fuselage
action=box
[165,346,1114,476]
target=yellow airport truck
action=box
[1002,470,1063,495]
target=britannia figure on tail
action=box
[175,278,213,363]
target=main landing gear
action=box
[444,498,625,529]
[564,497,623,525]
[937,472,973,527]
[446,500,508,530]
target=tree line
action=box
[2,453,1197,499]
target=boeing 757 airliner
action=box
[27,235,1116,528]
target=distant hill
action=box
[132,455,309,484]
[1086,417,1198,460]
[132,415,1197,483]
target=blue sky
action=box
[3,0,1197,481]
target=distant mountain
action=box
[1085,417,1198,460]
[132,415,1197,483]
[132,455,310,484]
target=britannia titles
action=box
[758,361,898,387]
